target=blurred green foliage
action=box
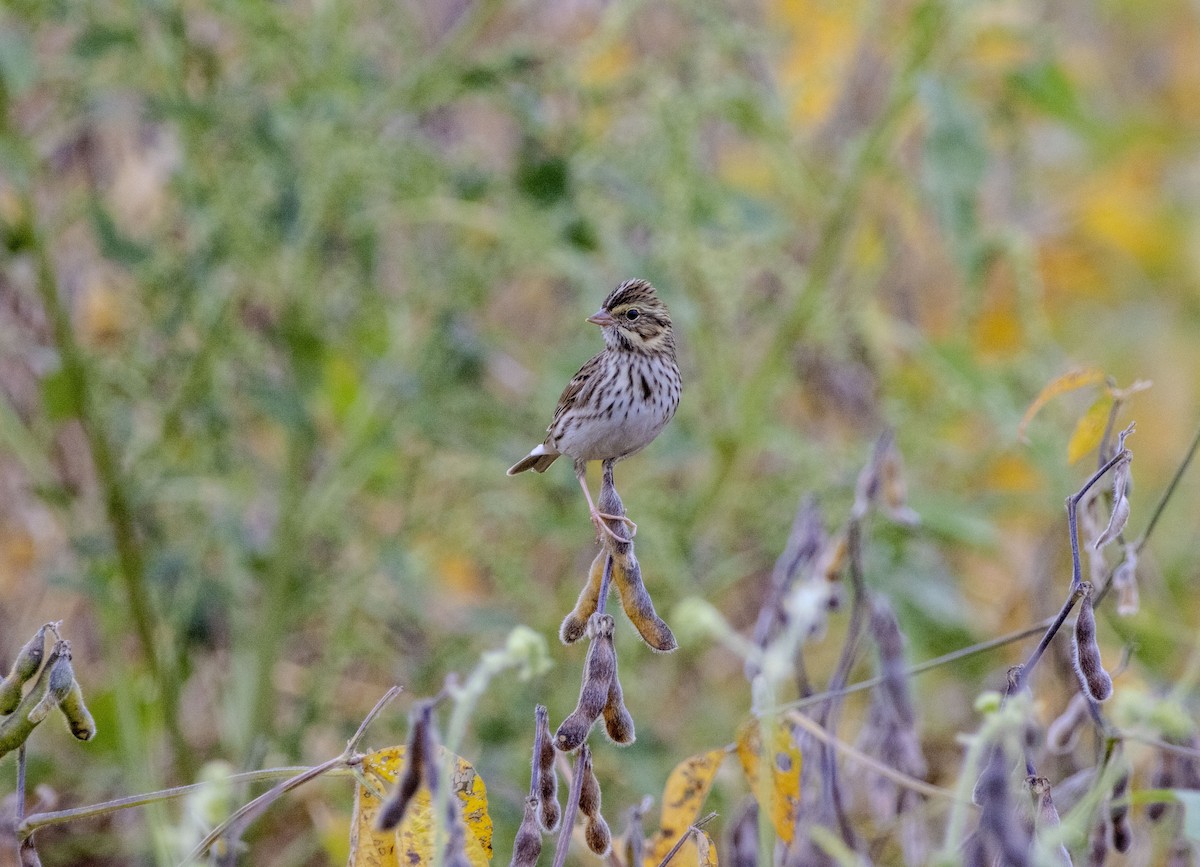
[2,0,1200,863]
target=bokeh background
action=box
[2,0,1199,863]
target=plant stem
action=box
[1136,418,1200,554]
[551,746,588,867]
[28,206,190,777]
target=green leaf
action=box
[40,368,77,423]
[0,25,36,97]
[918,76,988,278]
[1009,61,1083,125]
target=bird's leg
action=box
[575,464,636,542]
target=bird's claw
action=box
[591,511,636,543]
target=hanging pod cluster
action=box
[1,624,96,759]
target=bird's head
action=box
[587,279,675,355]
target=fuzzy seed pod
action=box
[1046,692,1090,754]
[27,643,74,725]
[560,553,606,645]
[601,667,635,745]
[510,798,543,867]
[584,814,612,856]
[58,679,96,741]
[532,705,560,832]
[555,615,616,752]
[1087,817,1108,866]
[377,701,433,831]
[1147,750,1174,821]
[19,836,42,867]
[1028,777,1070,866]
[1109,770,1131,853]
[0,625,49,715]
[1072,584,1112,702]
[442,794,472,867]
[578,749,602,819]
[611,552,676,653]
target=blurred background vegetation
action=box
[2,0,1199,863]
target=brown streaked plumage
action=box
[507,279,681,541]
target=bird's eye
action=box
[625,309,640,321]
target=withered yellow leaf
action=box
[735,718,801,843]
[350,746,493,867]
[1067,396,1113,465]
[1018,368,1106,441]
[645,749,727,867]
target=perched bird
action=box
[508,279,682,542]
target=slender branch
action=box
[786,711,961,803]
[18,766,317,837]
[1136,418,1200,554]
[182,755,346,865]
[1009,585,1087,695]
[655,811,719,867]
[1117,731,1200,761]
[347,686,403,754]
[551,746,588,867]
[782,616,1055,713]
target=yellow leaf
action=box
[350,746,493,867]
[1067,397,1113,465]
[735,718,801,843]
[1017,368,1106,441]
[645,749,727,867]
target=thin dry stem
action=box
[786,710,960,803]
[551,747,589,867]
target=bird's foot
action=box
[591,510,636,543]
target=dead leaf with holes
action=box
[735,718,801,843]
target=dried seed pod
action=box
[1046,692,1090,754]
[58,679,96,741]
[377,701,433,831]
[510,797,543,867]
[601,667,634,745]
[584,814,612,856]
[578,748,602,818]
[0,625,49,714]
[1028,777,1070,867]
[27,642,74,725]
[1087,816,1108,866]
[727,799,758,867]
[611,552,676,653]
[879,438,920,526]
[19,836,41,867]
[555,615,616,752]
[560,552,606,645]
[1072,584,1112,702]
[1109,769,1131,853]
[532,705,560,832]
[577,747,611,856]
[1112,544,1139,616]
[623,796,654,867]
[442,789,472,867]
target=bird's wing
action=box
[546,351,607,437]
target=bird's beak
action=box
[587,309,617,327]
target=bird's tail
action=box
[507,444,560,475]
